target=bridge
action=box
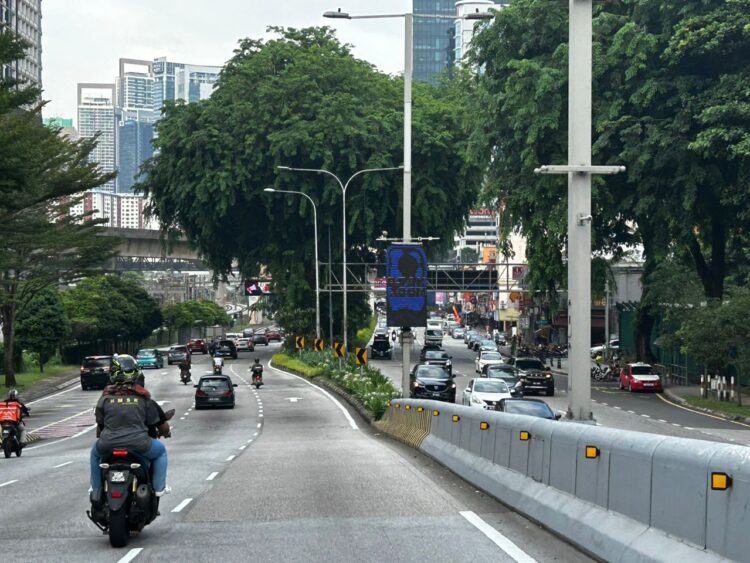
[102,227,209,271]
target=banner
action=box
[386,244,427,328]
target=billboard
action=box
[244,280,271,296]
[482,246,497,264]
[386,244,427,327]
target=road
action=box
[0,339,589,562]
[374,329,750,447]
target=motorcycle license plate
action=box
[110,471,127,483]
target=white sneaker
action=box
[155,485,172,497]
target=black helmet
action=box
[111,354,139,384]
[254,358,260,364]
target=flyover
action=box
[101,227,209,271]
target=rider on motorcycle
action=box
[213,350,224,371]
[250,358,263,379]
[1,389,29,446]
[89,354,171,509]
[178,358,191,380]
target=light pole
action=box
[325,6,494,396]
[276,165,402,353]
[264,188,321,339]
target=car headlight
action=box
[413,380,423,388]
[450,383,456,389]
[545,373,552,379]
[471,395,484,405]
[446,360,452,367]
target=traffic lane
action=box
[161,364,590,562]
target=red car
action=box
[187,338,208,354]
[265,328,282,342]
[619,363,663,392]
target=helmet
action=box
[254,358,260,364]
[110,354,139,384]
[6,389,18,401]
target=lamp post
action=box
[276,165,402,353]
[325,5,494,396]
[264,187,321,339]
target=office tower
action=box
[43,117,79,141]
[0,0,42,86]
[152,57,221,114]
[454,1,505,64]
[116,59,155,193]
[77,83,116,193]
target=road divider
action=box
[377,399,743,562]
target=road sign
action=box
[386,244,428,328]
[333,341,345,358]
[295,336,305,350]
[355,347,368,366]
[314,338,324,352]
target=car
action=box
[167,345,191,365]
[464,329,478,345]
[265,327,282,342]
[426,318,443,331]
[591,338,619,358]
[216,339,238,359]
[194,375,238,409]
[475,351,505,373]
[136,348,164,369]
[462,378,513,409]
[475,338,498,353]
[467,332,483,349]
[409,364,456,403]
[452,327,465,339]
[424,329,444,346]
[370,330,392,359]
[186,338,208,354]
[80,355,112,390]
[484,364,524,397]
[619,362,662,392]
[513,357,555,396]
[495,398,560,420]
[253,330,269,346]
[242,328,255,338]
[225,332,242,342]
[236,337,255,352]
[420,349,452,376]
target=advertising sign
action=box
[244,280,271,296]
[386,244,427,327]
[482,246,497,264]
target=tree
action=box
[15,287,70,372]
[161,300,231,338]
[138,27,483,340]
[460,247,479,264]
[0,31,120,386]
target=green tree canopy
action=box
[15,287,70,372]
[138,26,483,338]
[161,300,231,331]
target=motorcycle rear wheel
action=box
[108,508,129,547]
[3,440,11,459]
[254,382,261,389]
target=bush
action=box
[353,315,377,349]
[271,353,324,377]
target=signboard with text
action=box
[386,244,427,328]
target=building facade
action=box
[0,0,42,85]
[77,83,116,192]
[152,57,221,113]
[453,1,501,64]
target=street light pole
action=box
[264,188,321,339]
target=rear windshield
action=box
[170,346,187,352]
[219,341,235,346]
[425,350,449,360]
[474,380,509,393]
[515,359,545,371]
[481,352,502,360]
[137,350,155,357]
[503,401,554,418]
[200,378,229,390]
[425,330,443,337]
[631,366,653,375]
[84,358,110,368]
[414,366,449,379]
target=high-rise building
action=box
[152,57,221,113]
[454,1,503,64]
[44,117,79,141]
[77,83,116,193]
[116,59,155,193]
[0,0,42,86]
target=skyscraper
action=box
[77,83,116,193]
[152,57,221,114]
[453,1,505,65]
[0,0,42,86]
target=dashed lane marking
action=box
[53,461,73,468]
[206,472,219,481]
[239,445,246,450]
[117,547,143,563]
[460,511,538,563]
[659,419,667,423]
[0,480,18,488]
[226,455,236,461]
[171,498,193,513]
[641,414,650,418]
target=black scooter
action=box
[87,408,174,548]
[252,367,263,389]
[179,367,191,385]
[1,420,23,458]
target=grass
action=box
[685,396,750,418]
[4,364,78,392]
[272,353,324,377]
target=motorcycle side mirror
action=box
[193,384,199,388]
[163,409,176,421]
[233,384,238,387]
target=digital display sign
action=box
[386,244,427,328]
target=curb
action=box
[664,388,750,425]
[269,361,375,425]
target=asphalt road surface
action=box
[374,328,750,447]
[0,339,590,562]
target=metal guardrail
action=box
[654,363,689,386]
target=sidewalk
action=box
[664,384,750,424]
[12,369,79,402]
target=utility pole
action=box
[535,0,624,420]
[604,277,610,359]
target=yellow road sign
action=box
[355,347,368,366]
[295,336,305,349]
[333,341,345,358]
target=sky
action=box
[41,0,411,123]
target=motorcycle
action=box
[87,408,175,548]
[179,368,191,385]
[1,420,23,458]
[213,358,223,375]
[251,366,263,389]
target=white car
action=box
[236,338,252,351]
[475,351,505,373]
[591,339,619,358]
[462,378,512,409]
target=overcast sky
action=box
[42,0,411,122]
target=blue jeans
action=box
[90,439,168,493]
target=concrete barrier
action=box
[379,399,743,562]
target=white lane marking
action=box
[627,410,635,414]
[685,427,695,430]
[171,498,193,513]
[613,406,621,410]
[117,547,143,563]
[28,408,93,434]
[26,382,79,405]
[239,445,247,450]
[257,423,261,428]
[25,423,97,451]
[253,432,259,437]
[53,461,73,468]
[672,423,681,427]
[659,419,667,423]
[226,455,236,461]
[183,412,190,416]
[268,360,358,430]
[460,511,538,563]
[180,417,186,420]
[259,414,264,418]
[247,439,253,444]
[600,402,608,406]
[0,480,18,488]
[206,472,219,481]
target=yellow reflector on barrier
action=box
[417,406,424,412]
[452,415,460,422]
[432,410,440,417]
[405,405,411,411]
[480,421,490,430]
[585,446,600,459]
[394,403,400,409]
[712,472,732,490]
[386,402,391,407]
[519,431,530,441]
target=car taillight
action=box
[223,390,233,397]
[196,390,207,397]
[80,366,85,372]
